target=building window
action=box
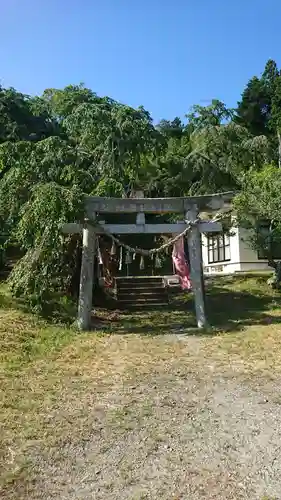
[207,233,230,264]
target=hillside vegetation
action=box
[1,59,281,309]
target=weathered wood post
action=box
[186,207,207,328]
[77,216,96,330]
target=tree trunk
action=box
[277,130,281,168]
[266,220,281,289]
[267,259,281,289]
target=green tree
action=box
[270,75,281,167]
[0,84,162,307]
[187,99,233,131]
[0,86,59,144]
[234,164,281,284]
[186,101,269,194]
[156,117,185,140]
[236,59,280,165]
[236,76,270,136]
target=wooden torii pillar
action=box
[77,216,96,331]
[186,206,206,328]
[63,192,233,330]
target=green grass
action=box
[1,274,281,497]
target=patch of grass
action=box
[1,275,281,497]
[0,310,77,371]
[206,275,281,329]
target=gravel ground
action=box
[20,334,281,500]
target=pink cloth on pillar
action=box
[172,237,191,290]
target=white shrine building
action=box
[201,223,273,275]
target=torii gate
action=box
[63,192,233,330]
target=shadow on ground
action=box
[92,276,281,336]
[206,286,281,329]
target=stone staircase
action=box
[115,276,169,309]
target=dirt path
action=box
[16,334,281,500]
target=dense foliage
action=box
[1,59,281,309]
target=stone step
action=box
[117,284,165,291]
[119,302,168,309]
[118,289,167,296]
[118,293,168,301]
[117,282,164,288]
[115,276,168,308]
[119,295,167,301]
[117,278,164,285]
[116,277,164,283]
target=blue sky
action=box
[1,0,280,122]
